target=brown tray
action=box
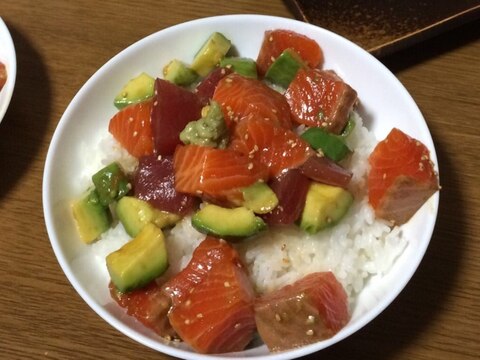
[287,0,480,57]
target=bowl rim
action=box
[0,17,17,124]
[43,14,439,360]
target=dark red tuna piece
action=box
[162,236,256,354]
[109,281,177,340]
[151,78,203,155]
[134,155,197,215]
[195,66,233,105]
[299,155,352,189]
[262,169,310,225]
[285,69,357,134]
[254,272,350,352]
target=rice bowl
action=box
[43,15,439,360]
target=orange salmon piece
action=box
[108,99,154,158]
[230,115,314,177]
[285,68,357,134]
[368,128,439,225]
[256,29,324,77]
[213,73,292,130]
[163,236,256,354]
[173,144,269,203]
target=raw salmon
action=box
[230,115,314,177]
[162,236,256,354]
[285,69,357,134]
[108,99,154,158]
[212,73,292,130]
[173,144,269,204]
[109,281,177,340]
[254,271,350,352]
[368,128,439,225]
[256,29,323,77]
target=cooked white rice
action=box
[91,111,407,304]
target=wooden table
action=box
[1,1,478,359]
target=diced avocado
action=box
[192,204,266,238]
[265,49,307,88]
[91,162,131,207]
[301,127,351,162]
[300,183,353,234]
[340,115,356,137]
[179,100,228,148]
[116,196,181,237]
[113,72,155,110]
[242,182,278,214]
[191,32,232,77]
[106,223,168,292]
[163,59,198,86]
[220,57,257,78]
[72,189,111,244]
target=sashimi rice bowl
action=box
[43,15,440,359]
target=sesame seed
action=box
[270,56,275,62]
[157,155,162,160]
[306,329,314,336]
[383,173,387,179]
[244,134,249,140]
[196,313,204,318]
[225,78,233,83]
[275,313,282,322]
[154,101,158,106]
[128,117,134,122]
[224,281,231,288]
[133,131,138,137]
[269,36,273,42]
[306,315,315,324]
[272,108,277,113]
[234,323,241,329]
[185,300,191,307]
[184,319,191,325]
[247,163,254,170]
[163,335,172,341]
[221,68,226,75]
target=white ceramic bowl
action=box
[43,15,439,360]
[0,17,16,124]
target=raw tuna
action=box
[108,99,154,158]
[254,272,350,352]
[285,69,357,134]
[173,144,269,204]
[299,155,353,189]
[134,155,197,216]
[213,73,292,130]
[262,169,310,225]
[162,236,256,354]
[195,66,233,105]
[230,115,314,177]
[368,128,439,225]
[151,78,203,155]
[256,29,323,77]
[109,281,177,340]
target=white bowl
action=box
[0,17,16,124]
[43,14,439,360]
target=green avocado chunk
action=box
[113,72,155,110]
[265,49,307,88]
[179,100,228,148]
[91,162,130,207]
[220,57,257,78]
[106,223,168,293]
[71,189,112,244]
[300,183,353,234]
[192,204,266,238]
[242,182,278,214]
[116,196,181,237]
[191,32,232,77]
[163,59,198,86]
[301,127,351,162]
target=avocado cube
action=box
[163,59,198,86]
[71,189,111,244]
[265,49,307,88]
[106,223,168,293]
[116,196,181,237]
[220,57,258,79]
[114,72,155,110]
[301,127,351,162]
[242,182,278,214]
[192,204,266,238]
[191,32,232,77]
[300,183,353,234]
[91,162,130,207]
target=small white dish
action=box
[0,17,16,124]
[43,14,439,360]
